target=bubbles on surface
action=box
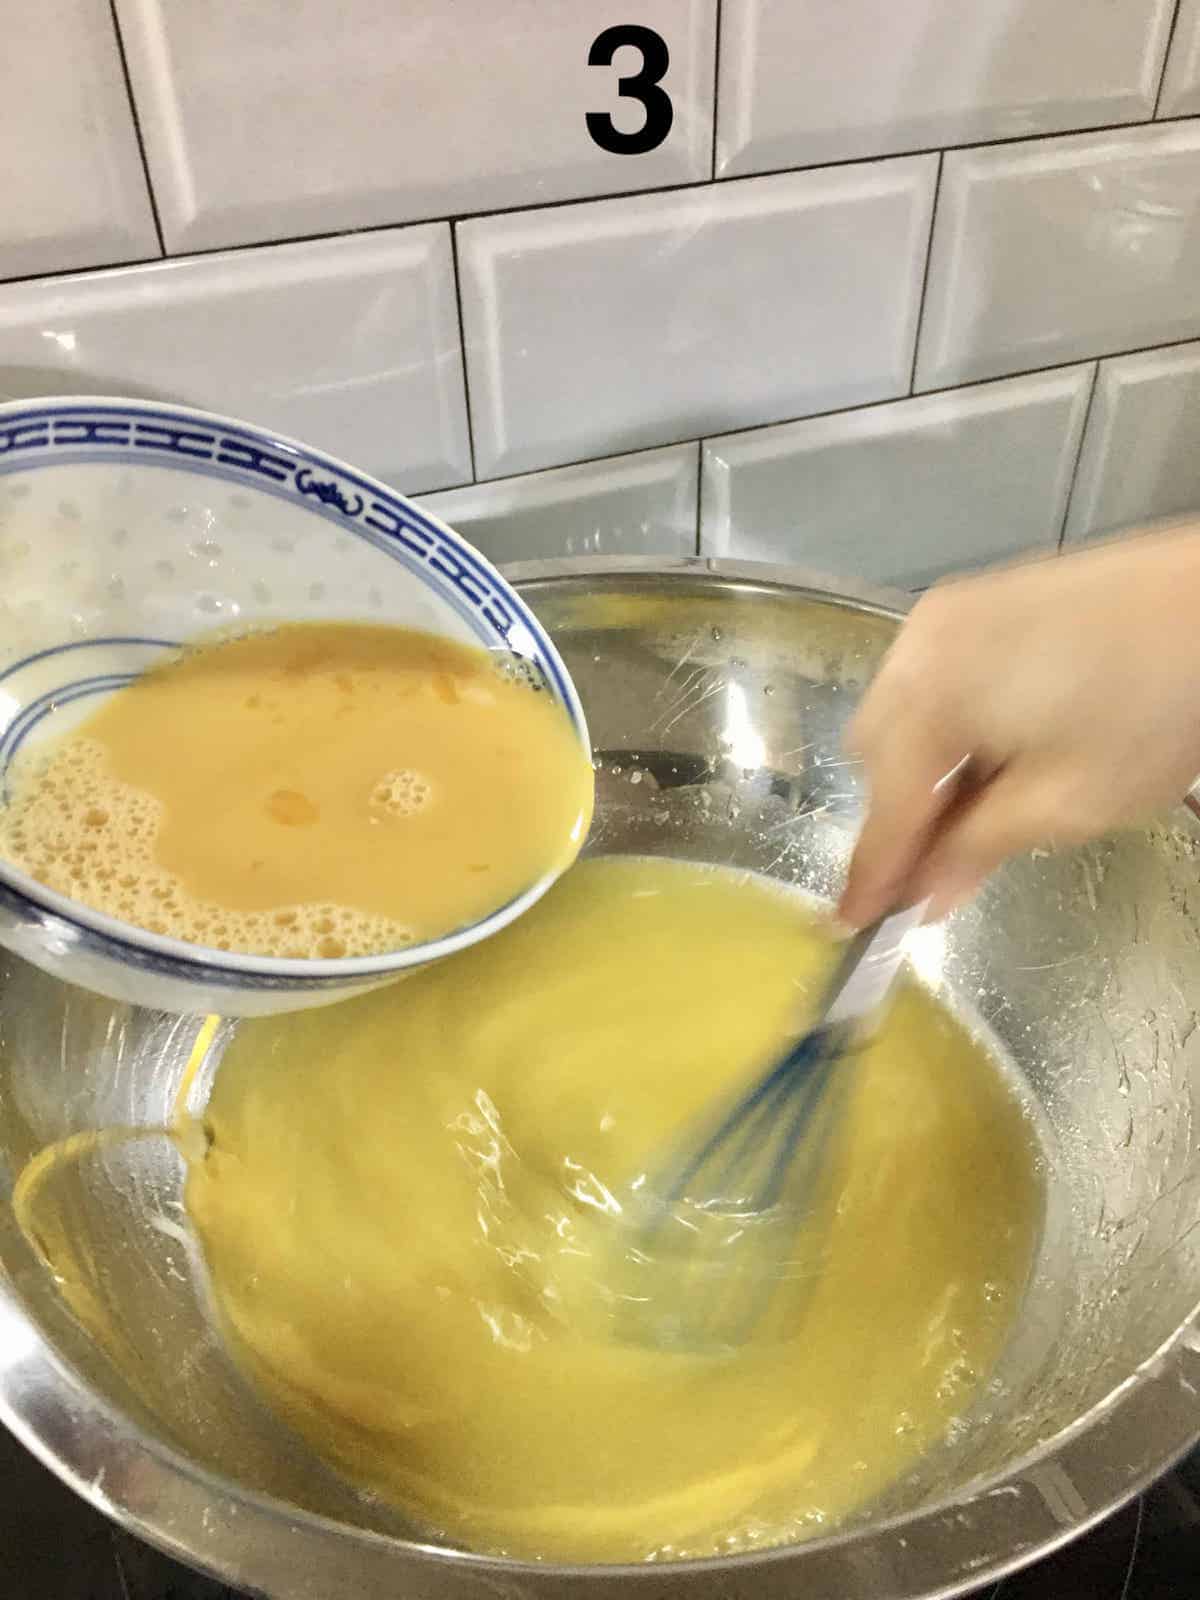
[0,740,414,961]
[369,769,433,818]
[494,654,544,694]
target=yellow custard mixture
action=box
[185,855,1042,1561]
[0,622,592,959]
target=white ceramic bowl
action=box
[0,397,589,1017]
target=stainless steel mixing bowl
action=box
[0,555,1198,1600]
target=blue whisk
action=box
[617,902,927,1350]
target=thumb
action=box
[839,731,966,927]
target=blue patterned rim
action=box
[0,642,180,802]
[0,397,590,985]
[0,400,583,729]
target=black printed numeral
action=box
[586,25,673,155]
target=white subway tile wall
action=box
[702,367,1093,588]
[0,1,159,283]
[0,230,470,492]
[113,0,717,252]
[716,0,1175,176]
[916,122,1200,390]
[1159,0,1200,117]
[458,159,936,476]
[423,445,697,566]
[1066,341,1200,540]
[1,2,1199,586]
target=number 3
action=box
[587,25,673,155]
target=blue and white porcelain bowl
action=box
[0,397,589,1017]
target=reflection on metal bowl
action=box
[0,555,1197,1600]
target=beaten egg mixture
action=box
[0,621,592,959]
[185,856,1041,1562]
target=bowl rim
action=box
[0,395,591,982]
[0,554,1198,1599]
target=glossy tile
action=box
[916,123,1200,390]
[702,366,1093,589]
[717,0,1174,176]
[459,159,937,478]
[0,1,159,282]
[1158,0,1200,117]
[0,229,470,494]
[422,444,697,566]
[114,0,716,252]
[1065,341,1200,540]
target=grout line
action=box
[415,329,1200,500]
[1154,0,1186,118]
[692,439,706,556]
[713,109,1200,184]
[0,182,693,291]
[1056,359,1101,548]
[696,330,1200,445]
[709,0,723,181]
[448,223,478,482]
[684,332,1200,454]
[418,473,480,498]
[106,0,167,258]
[423,436,703,497]
[908,152,943,394]
[5,110,1200,293]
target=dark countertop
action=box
[3,1419,1197,1600]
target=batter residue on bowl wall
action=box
[184,856,1043,1562]
[0,622,592,959]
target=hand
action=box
[839,526,1200,928]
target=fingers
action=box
[836,537,1200,925]
[838,719,966,928]
[903,762,1079,917]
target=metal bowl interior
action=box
[0,556,1198,1600]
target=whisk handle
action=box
[822,900,929,1031]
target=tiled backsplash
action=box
[4,1,1200,589]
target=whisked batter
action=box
[185,855,1042,1561]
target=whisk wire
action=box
[618,905,925,1349]
[752,1028,845,1214]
